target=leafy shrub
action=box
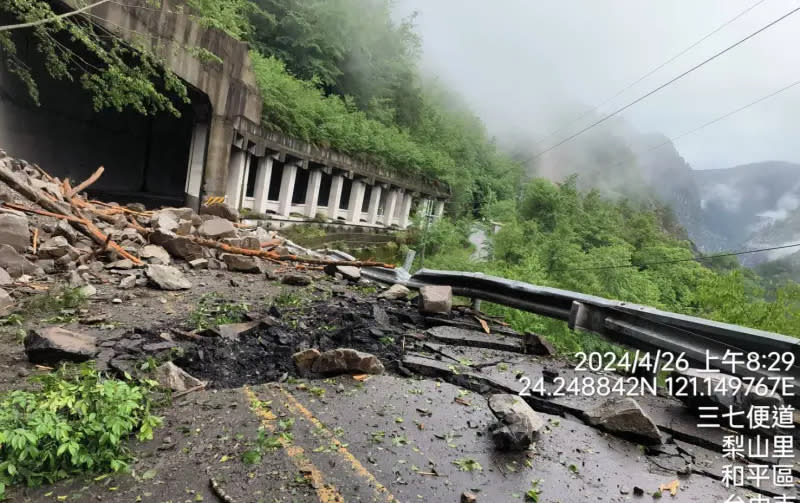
[0,364,161,498]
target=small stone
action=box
[67,269,84,288]
[0,288,14,316]
[461,491,478,503]
[106,259,134,270]
[112,298,123,304]
[0,213,29,252]
[633,487,645,496]
[281,272,312,286]
[151,212,179,233]
[119,275,136,289]
[292,348,321,372]
[77,284,97,297]
[378,283,410,300]
[323,264,361,281]
[38,236,79,260]
[0,267,11,286]
[24,327,97,364]
[523,332,555,356]
[211,320,264,340]
[418,285,452,315]
[188,258,208,269]
[142,341,177,353]
[146,264,191,290]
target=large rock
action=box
[0,267,12,286]
[311,348,384,375]
[292,348,321,372]
[139,244,171,265]
[0,288,13,316]
[149,230,203,260]
[198,218,237,239]
[584,398,662,445]
[323,264,361,281]
[24,327,97,364]
[199,203,239,222]
[488,393,545,451]
[154,362,205,392]
[221,253,264,273]
[0,214,29,252]
[418,285,452,314]
[378,283,410,300]
[151,212,179,233]
[0,244,43,278]
[54,219,78,244]
[38,236,79,260]
[145,264,192,290]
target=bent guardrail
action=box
[364,267,799,389]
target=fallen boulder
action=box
[418,285,452,314]
[221,253,263,273]
[154,362,205,392]
[24,327,97,364]
[311,348,384,375]
[54,219,78,244]
[0,267,12,286]
[293,348,321,372]
[378,283,410,300]
[488,393,545,450]
[0,213,29,252]
[149,230,203,260]
[151,212,179,233]
[38,236,79,260]
[584,397,662,445]
[0,244,43,278]
[198,218,237,239]
[139,244,171,265]
[199,203,239,222]
[324,264,361,281]
[146,264,192,290]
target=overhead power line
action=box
[0,0,111,32]
[530,0,768,149]
[531,4,800,160]
[549,243,800,273]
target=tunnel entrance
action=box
[0,19,207,208]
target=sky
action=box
[394,0,800,171]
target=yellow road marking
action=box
[277,385,398,503]
[242,387,344,503]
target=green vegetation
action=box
[188,293,249,330]
[0,364,161,499]
[419,176,800,351]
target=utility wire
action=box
[549,243,800,273]
[587,77,800,179]
[0,0,111,32]
[531,4,800,160]
[530,0,768,149]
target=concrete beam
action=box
[367,184,383,225]
[347,180,366,224]
[253,156,273,214]
[277,162,299,217]
[304,168,323,218]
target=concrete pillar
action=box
[184,121,208,210]
[277,162,299,217]
[328,175,344,221]
[201,115,234,202]
[398,192,414,229]
[253,156,273,214]
[434,200,445,219]
[347,180,366,224]
[366,184,382,225]
[304,169,323,218]
[225,149,247,209]
[383,189,399,227]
